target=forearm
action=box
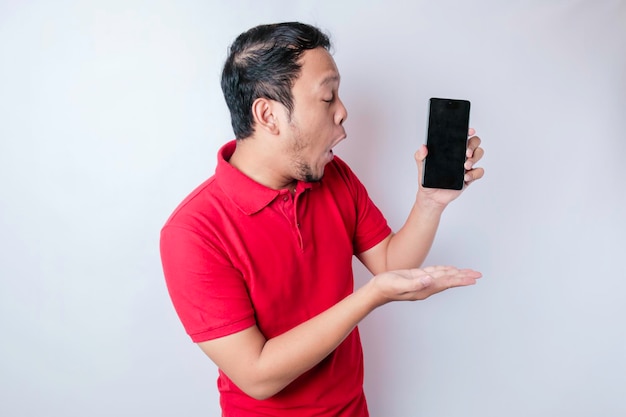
[385,195,446,270]
[226,282,383,399]
[200,262,475,400]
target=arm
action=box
[359,132,485,275]
[197,266,481,400]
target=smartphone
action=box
[422,98,471,190]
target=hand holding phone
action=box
[422,98,471,190]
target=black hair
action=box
[220,22,331,139]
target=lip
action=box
[324,131,347,163]
[330,132,347,150]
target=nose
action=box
[335,97,348,125]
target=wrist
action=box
[359,275,391,309]
[415,192,448,213]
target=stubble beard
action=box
[289,122,323,183]
[297,161,321,183]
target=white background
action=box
[1,1,625,416]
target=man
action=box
[160,22,484,417]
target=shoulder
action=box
[161,175,226,232]
[321,155,367,197]
[324,155,361,184]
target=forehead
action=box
[294,47,340,90]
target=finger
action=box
[464,167,485,184]
[422,266,481,278]
[443,269,482,288]
[464,146,484,170]
[457,269,483,279]
[414,144,428,163]
[466,135,482,158]
[422,265,457,275]
[468,128,476,136]
[470,146,485,163]
[439,268,479,281]
[466,136,482,158]
[402,267,481,299]
[414,145,428,187]
[445,275,479,289]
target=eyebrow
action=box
[320,74,340,87]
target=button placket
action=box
[293,191,304,249]
[277,190,303,248]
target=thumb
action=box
[417,274,433,288]
[414,144,428,163]
[404,273,433,295]
[415,144,428,181]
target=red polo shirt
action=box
[160,140,391,416]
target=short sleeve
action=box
[160,225,256,343]
[329,157,392,255]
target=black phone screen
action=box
[422,98,471,190]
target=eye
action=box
[322,95,334,103]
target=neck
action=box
[229,138,295,191]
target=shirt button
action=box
[283,196,289,201]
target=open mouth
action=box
[326,133,345,161]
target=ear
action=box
[251,98,280,135]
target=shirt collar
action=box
[215,140,316,215]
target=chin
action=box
[303,172,324,183]
[297,159,328,183]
